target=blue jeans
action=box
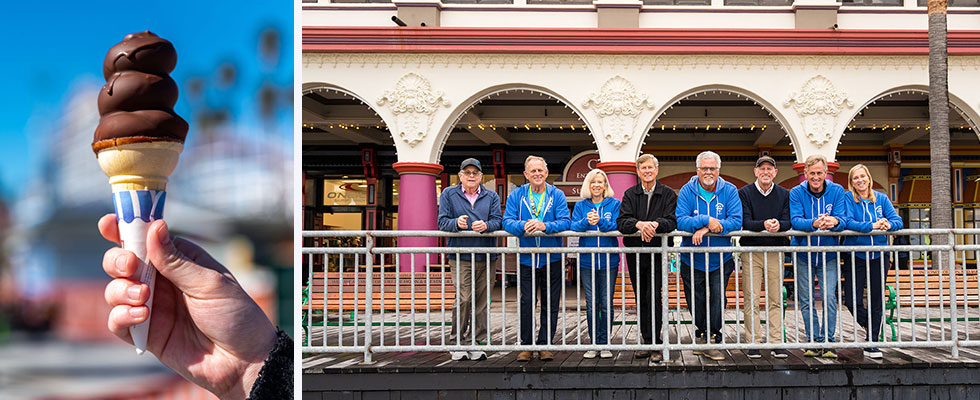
[518,261,564,345]
[580,266,617,345]
[794,256,839,343]
[680,260,735,340]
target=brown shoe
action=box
[539,351,555,361]
[517,351,532,362]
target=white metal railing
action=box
[302,229,980,363]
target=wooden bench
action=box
[610,272,789,326]
[302,271,456,344]
[884,269,980,340]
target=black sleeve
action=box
[617,190,640,234]
[740,189,765,232]
[247,329,294,400]
[655,189,677,233]
[777,190,792,232]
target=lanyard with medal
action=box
[529,186,547,246]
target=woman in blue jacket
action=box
[841,164,903,359]
[570,169,621,358]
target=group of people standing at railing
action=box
[437,151,904,365]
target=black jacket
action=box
[737,182,791,247]
[617,182,677,247]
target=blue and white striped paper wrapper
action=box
[112,189,166,355]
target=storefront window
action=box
[907,208,930,263]
[966,208,980,262]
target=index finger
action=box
[98,213,120,245]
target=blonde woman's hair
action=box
[580,169,614,199]
[847,163,877,203]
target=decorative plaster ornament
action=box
[378,73,450,147]
[584,76,654,149]
[784,75,853,147]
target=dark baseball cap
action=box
[460,158,482,172]
[755,156,776,168]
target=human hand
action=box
[708,217,723,233]
[99,215,276,399]
[692,227,710,245]
[587,210,599,225]
[764,219,780,233]
[824,216,839,229]
[813,214,827,230]
[457,215,469,230]
[524,220,545,234]
[472,220,487,233]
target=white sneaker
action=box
[450,351,469,361]
[599,350,614,359]
[468,351,487,361]
[583,350,598,359]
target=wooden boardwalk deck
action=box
[304,287,980,373]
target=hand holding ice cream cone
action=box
[94,31,186,354]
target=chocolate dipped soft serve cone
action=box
[94,31,187,355]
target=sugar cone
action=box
[97,141,183,354]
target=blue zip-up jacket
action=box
[570,197,621,270]
[676,176,743,272]
[789,180,849,266]
[437,184,503,261]
[842,190,903,259]
[503,183,571,267]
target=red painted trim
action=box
[303,27,980,55]
[393,162,444,176]
[596,161,637,174]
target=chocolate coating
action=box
[98,71,178,115]
[102,31,177,80]
[94,31,186,152]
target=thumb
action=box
[146,220,224,297]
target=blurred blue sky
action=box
[0,1,293,198]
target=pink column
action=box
[597,162,638,202]
[597,161,637,270]
[393,162,443,272]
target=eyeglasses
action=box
[460,171,482,177]
[698,167,719,172]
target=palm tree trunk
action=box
[928,0,951,269]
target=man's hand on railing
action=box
[692,227,710,245]
[457,215,469,230]
[708,217,723,233]
[764,219,780,232]
[524,220,546,234]
[472,220,488,233]
[637,221,658,242]
[98,214,278,399]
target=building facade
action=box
[302,0,980,269]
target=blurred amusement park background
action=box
[0,2,292,398]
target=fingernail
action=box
[127,285,143,300]
[115,255,128,274]
[129,307,147,318]
[158,222,171,245]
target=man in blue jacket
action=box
[437,158,503,361]
[503,155,571,362]
[789,154,849,359]
[675,151,742,361]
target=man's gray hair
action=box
[696,151,722,169]
[524,155,548,170]
[636,153,659,168]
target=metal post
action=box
[949,231,959,359]
[661,239,670,362]
[362,234,375,364]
